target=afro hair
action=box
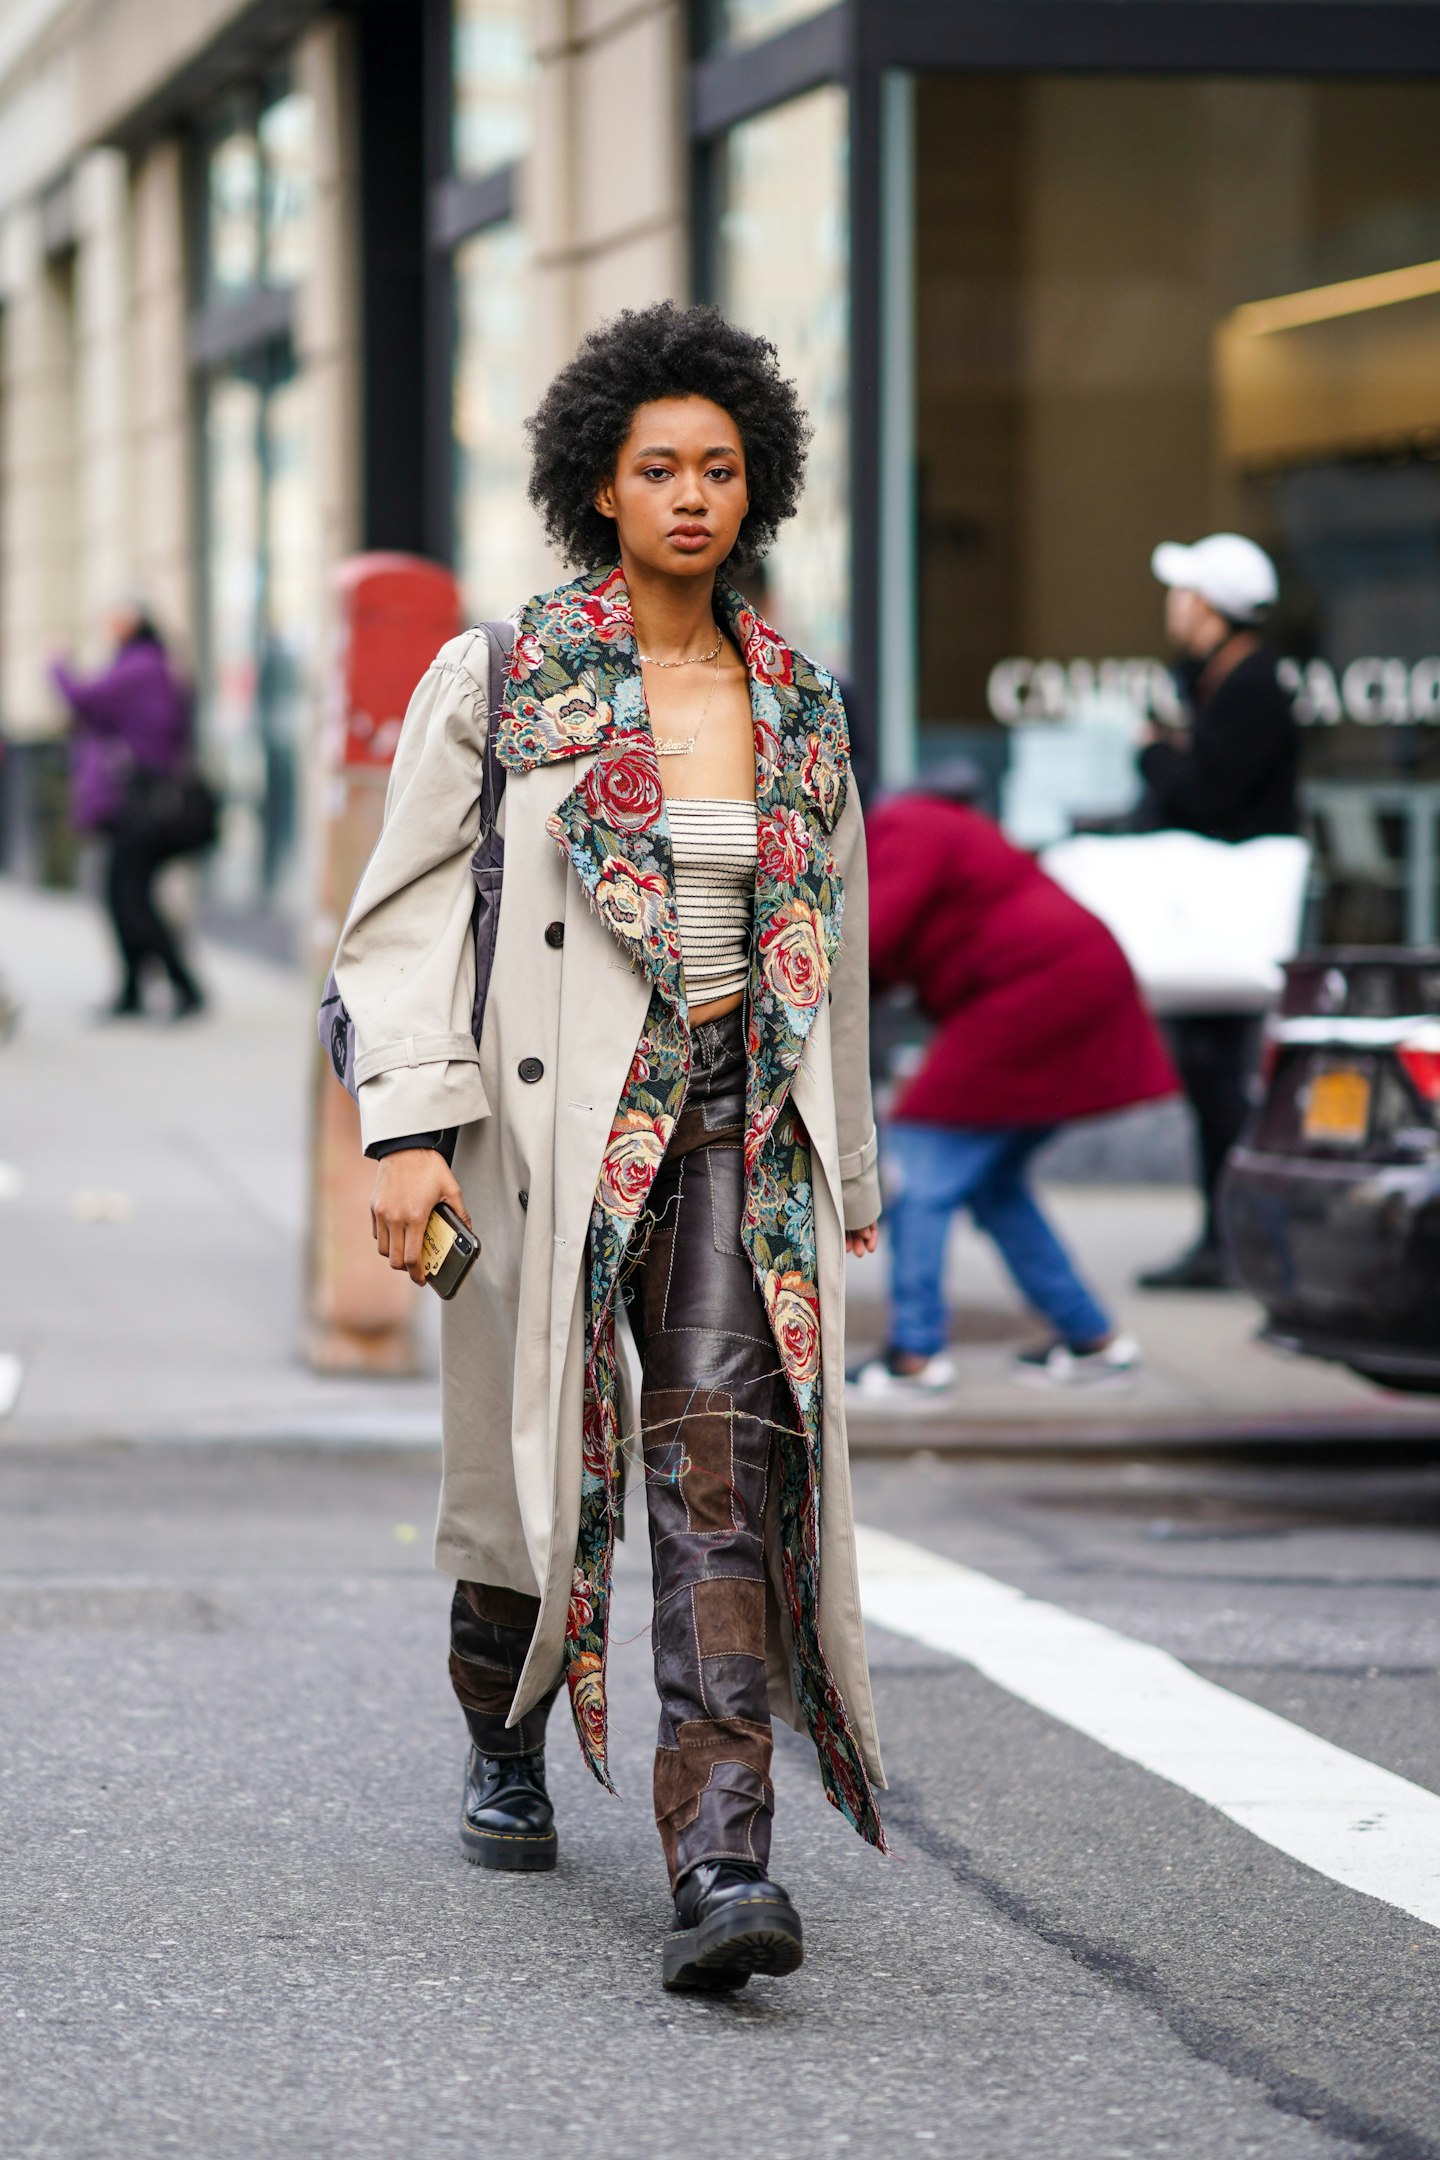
[525,301,811,570]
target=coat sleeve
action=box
[829,786,882,1231]
[332,629,492,1152]
[50,656,127,732]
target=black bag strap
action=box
[478,619,516,834]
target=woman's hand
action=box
[845,1222,879,1258]
[371,1151,473,1286]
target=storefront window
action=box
[716,84,850,671]
[259,90,314,287]
[200,350,317,904]
[913,74,1440,938]
[202,366,264,901]
[202,84,314,304]
[206,122,260,300]
[709,0,832,51]
[453,223,546,619]
[453,0,531,176]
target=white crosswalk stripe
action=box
[0,1353,22,1419]
[857,1521,1440,1930]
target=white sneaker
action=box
[846,1352,957,1399]
[1012,1334,1141,1388]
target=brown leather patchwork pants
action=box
[449,1006,795,1890]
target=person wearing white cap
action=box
[1135,533,1300,1291]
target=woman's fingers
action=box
[441,1174,473,1233]
[403,1209,429,1284]
[369,1151,474,1281]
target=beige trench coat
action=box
[333,627,885,1783]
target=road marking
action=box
[0,1354,22,1418]
[856,1523,1440,1930]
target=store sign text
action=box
[986,656,1440,727]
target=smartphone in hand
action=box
[421,1202,480,1299]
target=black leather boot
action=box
[459,1745,557,1872]
[662,1860,803,1991]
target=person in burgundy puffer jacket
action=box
[851,785,1177,1394]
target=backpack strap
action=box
[478,619,516,833]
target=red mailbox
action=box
[306,554,462,1373]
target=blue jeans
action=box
[885,1122,1112,1359]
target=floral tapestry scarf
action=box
[496,562,885,1853]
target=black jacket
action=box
[1138,646,1299,842]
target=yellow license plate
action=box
[1303,1067,1372,1143]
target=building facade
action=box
[4,0,1440,943]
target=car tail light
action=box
[1259,1027,1279,1087]
[1397,1027,1440,1110]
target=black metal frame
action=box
[688,0,1440,760]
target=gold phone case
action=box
[421,1201,480,1300]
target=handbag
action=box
[1039,829,1311,1014]
[318,620,515,1099]
[122,765,220,858]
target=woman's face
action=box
[594,396,749,583]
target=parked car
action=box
[1224,948,1440,1393]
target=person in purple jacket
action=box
[52,606,205,1018]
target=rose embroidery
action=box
[597,1107,672,1219]
[764,1268,821,1388]
[594,856,666,943]
[756,806,812,882]
[759,898,830,1011]
[566,1566,596,1638]
[568,1649,608,1758]
[752,704,781,778]
[744,1098,780,1174]
[508,629,544,681]
[584,735,663,833]
[738,608,795,688]
[800,730,844,828]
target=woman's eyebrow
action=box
[631,443,741,459]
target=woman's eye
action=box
[642,466,672,482]
[707,466,736,482]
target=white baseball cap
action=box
[1151,533,1278,623]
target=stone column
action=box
[527,0,687,384]
[72,149,132,661]
[0,203,77,878]
[295,15,362,586]
[129,138,193,659]
[0,203,76,744]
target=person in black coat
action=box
[1137,533,1300,1290]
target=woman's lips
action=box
[668,527,711,552]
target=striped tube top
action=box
[666,796,758,1008]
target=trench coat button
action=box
[518,1189,529,1210]
[544,921,565,948]
[518,1057,544,1084]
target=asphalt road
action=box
[4,1439,1440,2160]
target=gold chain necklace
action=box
[636,627,723,668]
[652,641,724,758]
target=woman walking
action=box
[52,606,205,1018]
[331,303,885,1990]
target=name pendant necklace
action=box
[640,629,724,758]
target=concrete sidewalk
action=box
[3,876,1437,1451]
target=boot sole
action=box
[662,1894,804,1992]
[460,1822,558,1872]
